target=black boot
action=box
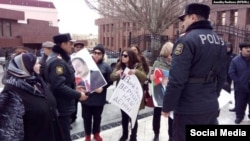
[153,134,159,141]
[129,135,137,141]
[119,134,128,141]
[120,110,129,141]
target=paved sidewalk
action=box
[73,102,250,141]
[74,115,169,141]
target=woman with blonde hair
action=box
[150,41,173,141]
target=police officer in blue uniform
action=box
[162,3,227,141]
[45,33,88,141]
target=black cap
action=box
[74,42,84,47]
[53,33,75,44]
[239,42,250,49]
[178,3,210,21]
[93,44,105,54]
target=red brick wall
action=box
[0,9,59,50]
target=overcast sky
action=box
[41,0,99,35]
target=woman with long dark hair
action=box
[110,48,147,141]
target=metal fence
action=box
[213,24,250,54]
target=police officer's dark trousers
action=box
[71,100,78,123]
[59,115,72,141]
[172,111,218,141]
[81,104,104,135]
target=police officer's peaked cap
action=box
[239,42,250,49]
[53,33,75,44]
[178,3,210,21]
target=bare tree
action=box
[84,0,202,62]
[84,0,202,34]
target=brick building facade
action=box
[0,0,59,56]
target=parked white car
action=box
[0,57,5,64]
[104,54,118,70]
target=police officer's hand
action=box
[79,92,88,101]
[161,111,170,118]
[95,87,103,93]
[76,85,85,92]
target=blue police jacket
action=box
[162,21,227,114]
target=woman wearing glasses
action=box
[110,48,147,141]
[80,44,113,141]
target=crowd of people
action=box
[1,2,250,141]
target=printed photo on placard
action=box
[152,68,169,107]
[71,48,107,93]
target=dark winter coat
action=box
[45,46,81,116]
[81,58,113,106]
[0,56,64,141]
[162,21,227,114]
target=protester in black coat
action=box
[80,45,113,141]
[0,53,64,141]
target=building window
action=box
[107,24,109,32]
[222,12,226,25]
[107,37,109,46]
[217,11,226,25]
[4,21,11,37]
[246,8,250,24]
[230,10,238,26]
[234,11,238,26]
[127,22,130,30]
[103,37,105,46]
[111,37,114,47]
[111,24,114,32]
[122,36,126,47]
[0,21,2,37]
[133,22,136,30]
[123,22,126,30]
[103,25,105,32]
[49,21,53,26]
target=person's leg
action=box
[81,104,93,136]
[71,100,78,123]
[92,105,104,141]
[152,107,161,141]
[58,115,72,141]
[130,119,138,141]
[119,110,129,141]
[172,111,218,141]
[168,117,173,141]
[248,93,250,119]
[235,91,248,124]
